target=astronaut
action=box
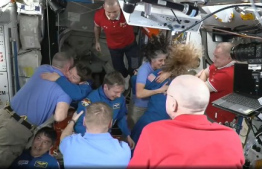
[75,71,135,149]
[9,127,60,169]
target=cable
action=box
[208,27,262,40]
[245,118,257,136]
[171,9,181,24]
[178,4,262,35]
[246,118,262,145]
[13,41,20,91]
[46,0,52,65]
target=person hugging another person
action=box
[128,34,170,130]
[131,43,202,146]
[41,57,93,102]
[128,75,244,168]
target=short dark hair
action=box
[35,127,57,145]
[103,71,125,87]
[74,59,92,82]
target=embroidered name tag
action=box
[18,160,29,165]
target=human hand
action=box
[133,69,138,75]
[126,135,135,150]
[41,72,60,82]
[95,42,101,52]
[158,82,169,94]
[72,111,84,122]
[195,70,204,78]
[156,71,171,83]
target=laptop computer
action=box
[212,63,262,117]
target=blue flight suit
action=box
[56,76,92,101]
[9,149,60,169]
[74,86,130,137]
[131,69,171,145]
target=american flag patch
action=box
[147,73,156,82]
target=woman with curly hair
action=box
[128,34,171,130]
[131,43,202,147]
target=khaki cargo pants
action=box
[0,108,33,168]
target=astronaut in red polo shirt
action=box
[94,0,139,90]
[198,42,236,124]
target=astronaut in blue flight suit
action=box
[131,69,171,145]
[75,71,135,149]
[9,127,59,169]
[41,58,93,102]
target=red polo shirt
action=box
[94,8,135,49]
[128,115,244,168]
[206,63,236,123]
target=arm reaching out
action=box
[197,68,209,82]
[60,111,84,141]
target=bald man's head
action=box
[166,75,210,119]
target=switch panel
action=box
[0,25,7,72]
[0,72,10,108]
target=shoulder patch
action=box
[113,103,120,109]
[147,73,156,82]
[81,98,91,107]
[34,161,48,168]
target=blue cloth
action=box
[9,150,60,169]
[109,40,139,77]
[56,76,92,101]
[10,65,72,126]
[133,62,154,108]
[75,86,130,136]
[60,132,131,168]
[131,69,171,145]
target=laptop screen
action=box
[234,63,262,97]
